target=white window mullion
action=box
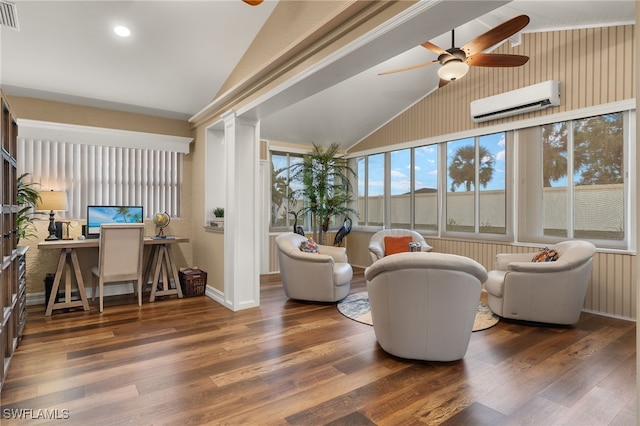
[566,122,575,239]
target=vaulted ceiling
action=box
[1,0,634,150]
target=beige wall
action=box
[10,98,195,298]
[7,96,193,137]
[189,123,225,293]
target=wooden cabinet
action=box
[1,91,19,392]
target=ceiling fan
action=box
[379,15,531,88]
[242,0,264,5]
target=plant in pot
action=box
[16,172,43,243]
[288,143,357,246]
[211,207,224,227]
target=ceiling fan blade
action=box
[378,60,437,76]
[421,41,448,56]
[462,15,530,56]
[466,53,529,67]
[438,79,450,88]
[242,0,263,5]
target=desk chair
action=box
[91,223,145,312]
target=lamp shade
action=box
[437,60,469,81]
[36,190,68,211]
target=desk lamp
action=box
[36,190,68,241]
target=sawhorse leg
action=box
[45,248,90,316]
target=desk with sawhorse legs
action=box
[38,237,189,315]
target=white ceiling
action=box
[1,0,635,150]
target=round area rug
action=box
[337,291,499,332]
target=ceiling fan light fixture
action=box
[437,60,469,81]
[114,25,131,37]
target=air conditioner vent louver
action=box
[470,80,560,123]
[0,1,19,30]
[472,99,553,121]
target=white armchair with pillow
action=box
[368,229,433,265]
[365,252,487,361]
[485,240,596,325]
[275,232,352,302]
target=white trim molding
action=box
[17,119,193,153]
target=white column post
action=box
[221,110,261,310]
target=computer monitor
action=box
[86,205,144,238]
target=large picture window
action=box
[446,137,476,233]
[366,153,385,226]
[270,152,304,231]
[414,144,438,231]
[445,133,507,235]
[18,138,182,219]
[520,111,627,247]
[390,149,411,228]
[538,113,625,241]
[478,133,506,234]
[352,108,630,250]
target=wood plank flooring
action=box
[1,269,636,425]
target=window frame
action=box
[349,100,634,252]
[269,150,306,232]
[442,131,512,241]
[518,110,631,250]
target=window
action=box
[357,157,365,225]
[478,133,506,234]
[389,149,411,228]
[444,133,507,235]
[18,138,182,219]
[541,121,568,237]
[270,152,304,231]
[367,153,385,226]
[354,153,385,227]
[446,137,475,232]
[520,111,627,247]
[414,144,438,231]
[573,114,624,240]
[353,108,630,250]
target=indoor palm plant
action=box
[16,172,42,243]
[288,143,357,245]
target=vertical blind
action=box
[17,138,182,219]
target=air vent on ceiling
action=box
[0,0,19,30]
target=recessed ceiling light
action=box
[114,25,131,37]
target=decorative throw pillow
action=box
[384,236,413,256]
[531,247,559,262]
[299,238,319,253]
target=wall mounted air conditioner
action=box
[470,80,560,123]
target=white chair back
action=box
[98,224,145,282]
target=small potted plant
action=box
[210,207,224,227]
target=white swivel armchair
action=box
[275,232,352,302]
[365,252,487,361]
[91,223,145,312]
[485,240,596,325]
[368,229,433,265]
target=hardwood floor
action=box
[1,269,636,425]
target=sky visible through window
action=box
[480,132,506,191]
[362,133,506,197]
